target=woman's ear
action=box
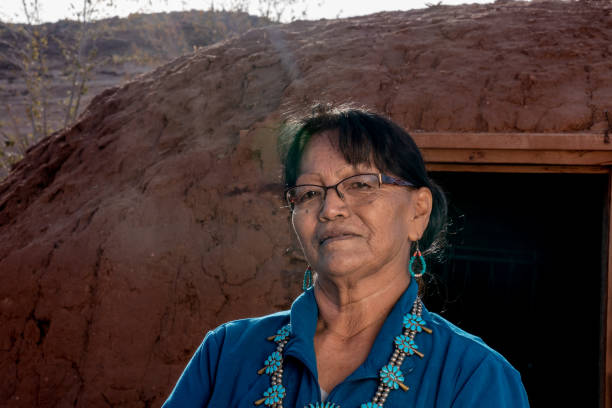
[407,187,433,242]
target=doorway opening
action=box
[424,172,608,407]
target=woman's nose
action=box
[318,187,349,221]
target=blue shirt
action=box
[163,280,529,407]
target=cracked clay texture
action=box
[1,1,611,406]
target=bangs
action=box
[336,110,397,178]
[335,111,424,188]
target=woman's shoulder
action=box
[204,309,291,347]
[423,308,518,372]
[421,309,529,406]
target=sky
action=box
[0,0,496,24]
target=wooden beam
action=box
[421,149,612,166]
[426,163,609,174]
[606,169,612,408]
[412,132,612,151]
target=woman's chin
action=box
[314,254,367,279]
[309,240,374,278]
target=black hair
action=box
[280,103,448,259]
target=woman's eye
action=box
[298,189,321,202]
[348,181,374,190]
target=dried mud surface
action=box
[1,1,611,406]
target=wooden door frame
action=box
[411,132,612,408]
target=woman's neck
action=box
[313,270,411,341]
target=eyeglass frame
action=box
[284,173,415,211]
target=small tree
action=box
[0,1,50,138]
[0,0,112,176]
[58,0,102,127]
[0,1,50,174]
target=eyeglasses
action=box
[285,173,415,211]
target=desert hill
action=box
[0,9,271,176]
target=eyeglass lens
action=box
[286,174,380,210]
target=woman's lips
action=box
[319,233,358,246]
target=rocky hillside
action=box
[0,10,270,68]
[0,1,611,406]
[0,10,272,177]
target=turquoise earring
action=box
[409,241,427,278]
[302,266,313,291]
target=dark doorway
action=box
[424,172,608,407]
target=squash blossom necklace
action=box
[254,298,431,408]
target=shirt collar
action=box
[284,279,419,381]
[284,286,319,377]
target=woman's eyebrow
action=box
[298,165,377,183]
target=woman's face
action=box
[291,131,431,282]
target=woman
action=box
[163,105,529,407]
